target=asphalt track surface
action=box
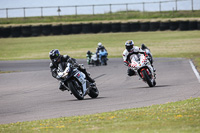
[0,58,199,124]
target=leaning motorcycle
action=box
[129,51,156,87]
[99,49,108,65]
[57,62,99,100]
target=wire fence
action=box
[0,0,195,18]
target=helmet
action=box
[98,42,102,47]
[49,49,60,63]
[125,40,134,52]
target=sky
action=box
[0,0,199,18]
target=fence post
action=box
[41,7,43,18]
[159,2,161,12]
[75,6,77,15]
[109,4,112,14]
[93,5,95,15]
[23,7,26,18]
[57,6,61,16]
[126,3,128,14]
[6,8,8,18]
[175,0,177,11]
[143,2,145,12]
[191,0,193,11]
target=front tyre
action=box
[142,70,155,87]
[88,86,99,98]
[68,80,84,100]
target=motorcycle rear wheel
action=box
[142,70,155,87]
[68,80,84,100]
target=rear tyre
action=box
[68,80,84,100]
[142,70,154,87]
[88,87,99,98]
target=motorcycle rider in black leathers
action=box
[49,49,95,91]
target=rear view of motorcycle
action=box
[99,49,108,65]
[130,52,156,87]
[57,62,99,100]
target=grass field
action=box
[0,97,200,132]
[0,30,200,72]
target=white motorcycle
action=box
[129,51,156,87]
[57,62,99,100]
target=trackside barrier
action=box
[0,20,200,38]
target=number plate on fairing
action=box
[74,72,86,85]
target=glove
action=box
[124,61,131,67]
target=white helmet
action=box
[98,42,102,47]
[125,40,134,52]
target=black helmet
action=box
[125,40,134,52]
[49,49,60,63]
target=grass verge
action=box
[0,97,200,132]
[0,30,200,72]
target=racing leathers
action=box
[50,55,95,91]
[96,45,107,62]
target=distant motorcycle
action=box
[98,49,108,65]
[57,62,99,100]
[91,54,100,66]
[129,51,156,87]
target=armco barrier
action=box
[102,23,111,33]
[21,25,32,37]
[62,24,72,34]
[92,23,102,33]
[52,24,62,35]
[189,21,198,30]
[11,26,21,37]
[130,22,140,31]
[160,21,170,31]
[111,22,121,32]
[42,24,52,36]
[140,22,150,31]
[121,22,130,32]
[179,21,189,31]
[72,23,82,34]
[149,21,160,31]
[82,23,93,33]
[32,25,42,36]
[170,21,179,30]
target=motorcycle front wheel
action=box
[142,70,155,87]
[68,80,84,100]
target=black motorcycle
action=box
[57,62,99,100]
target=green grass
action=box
[0,30,200,71]
[0,10,200,25]
[0,97,200,132]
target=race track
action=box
[0,58,199,124]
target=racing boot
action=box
[127,68,136,76]
[141,44,149,50]
[59,83,66,91]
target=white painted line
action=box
[189,60,200,83]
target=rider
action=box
[86,50,93,64]
[96,42,107,62]
[49,49,95,91]
[122,40,155,76]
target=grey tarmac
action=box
[0,58,199,124]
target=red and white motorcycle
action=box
[129,51,156,87]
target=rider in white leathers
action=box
[122,40,155,76]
